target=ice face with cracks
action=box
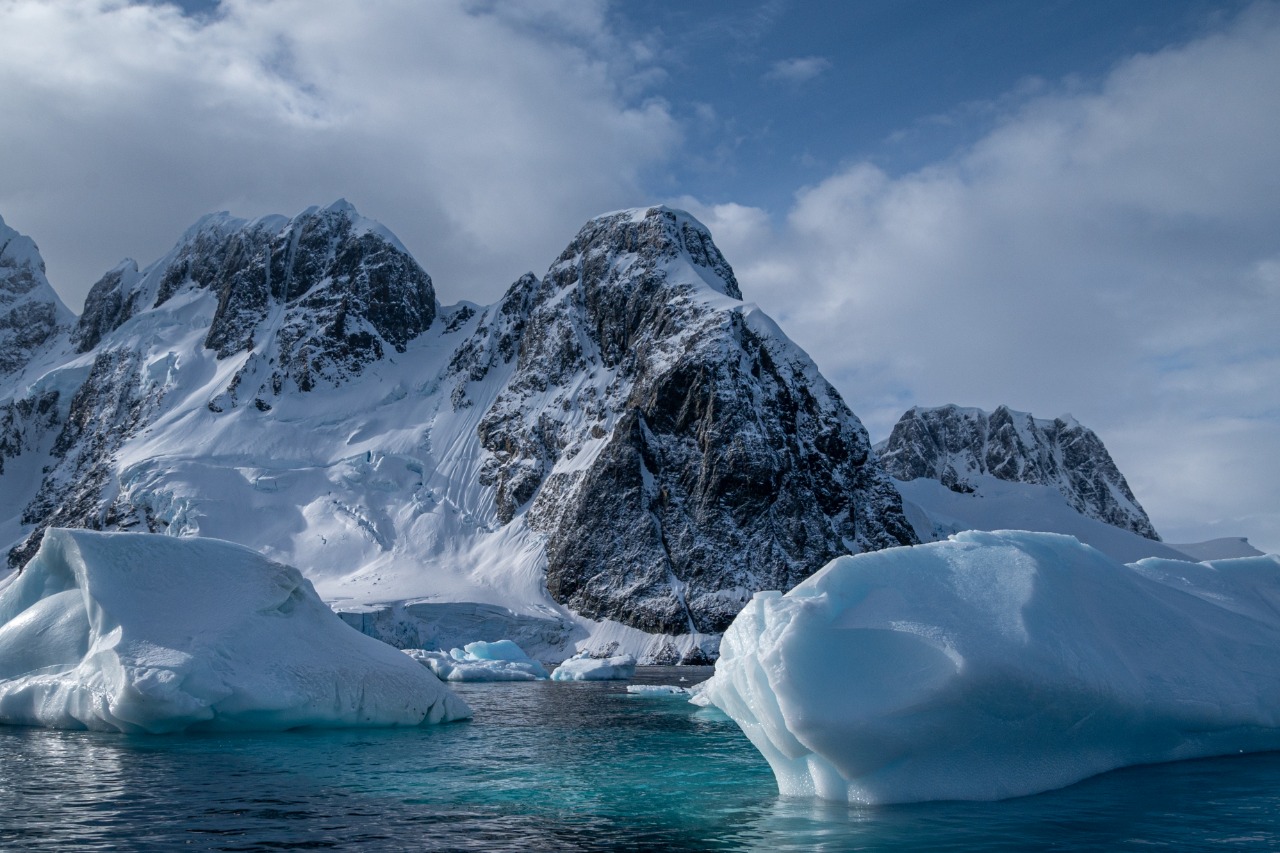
[701,530,1280,804]
[0,529,471,732]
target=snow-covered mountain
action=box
[0,202,916,662]
[877,404,1160,540]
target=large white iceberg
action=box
[702,530,1280,804]
[405,639,550,681]
[0,529,471,732]
[550,652,637,681]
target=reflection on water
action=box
[1,667,1279,851]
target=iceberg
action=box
[550,652,637,681]
[0,529,471,732]
[701,530,1280,804]
[405,639,550,681]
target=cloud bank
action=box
[682,5,1280,550]
[0,0,676,305]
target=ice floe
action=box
[405,639,549,681]
[550,652,637,681]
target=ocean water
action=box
[2,667,1279,851]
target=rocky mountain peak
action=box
[551,206,742,301]
[72,202,436,407]
[461,206,916,636]
[73,259,141,353]
[0,214,74,378]
[876,403,1160,540]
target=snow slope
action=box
[703,530,1280,804]
[894,474,1192,563]
[0,529,471,732]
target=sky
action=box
[0,0,1277,552]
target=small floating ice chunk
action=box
[405,639,549,681]
[701,530,1280,804]
[625,684,692,697]
[550,652,636,681]
[0,529,471,733]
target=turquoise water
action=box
[2,667,1279,851]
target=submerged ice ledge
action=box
[0,529,471,733]
[702,530,1280,804]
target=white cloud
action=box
[682,4,1280,551]
[762,55,830,84]
[0,0,678,306]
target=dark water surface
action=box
[2,667,1279,851]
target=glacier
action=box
[702,530,1280,804]
[405,639,550,682]
[0,528,471,732]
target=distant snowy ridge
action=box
[0,203,916,662]
[877,403,1159,539]
[1168,537,1264,561]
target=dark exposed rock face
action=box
[0,215,71,377]
[0,389,60,478]
[877,404,1160,540]
[188,203,436,402]
[73,202,436,413]
[73,261,141,352]
[9,350,155,568]
[456,207,917,634]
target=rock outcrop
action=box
[0,214,73,379]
